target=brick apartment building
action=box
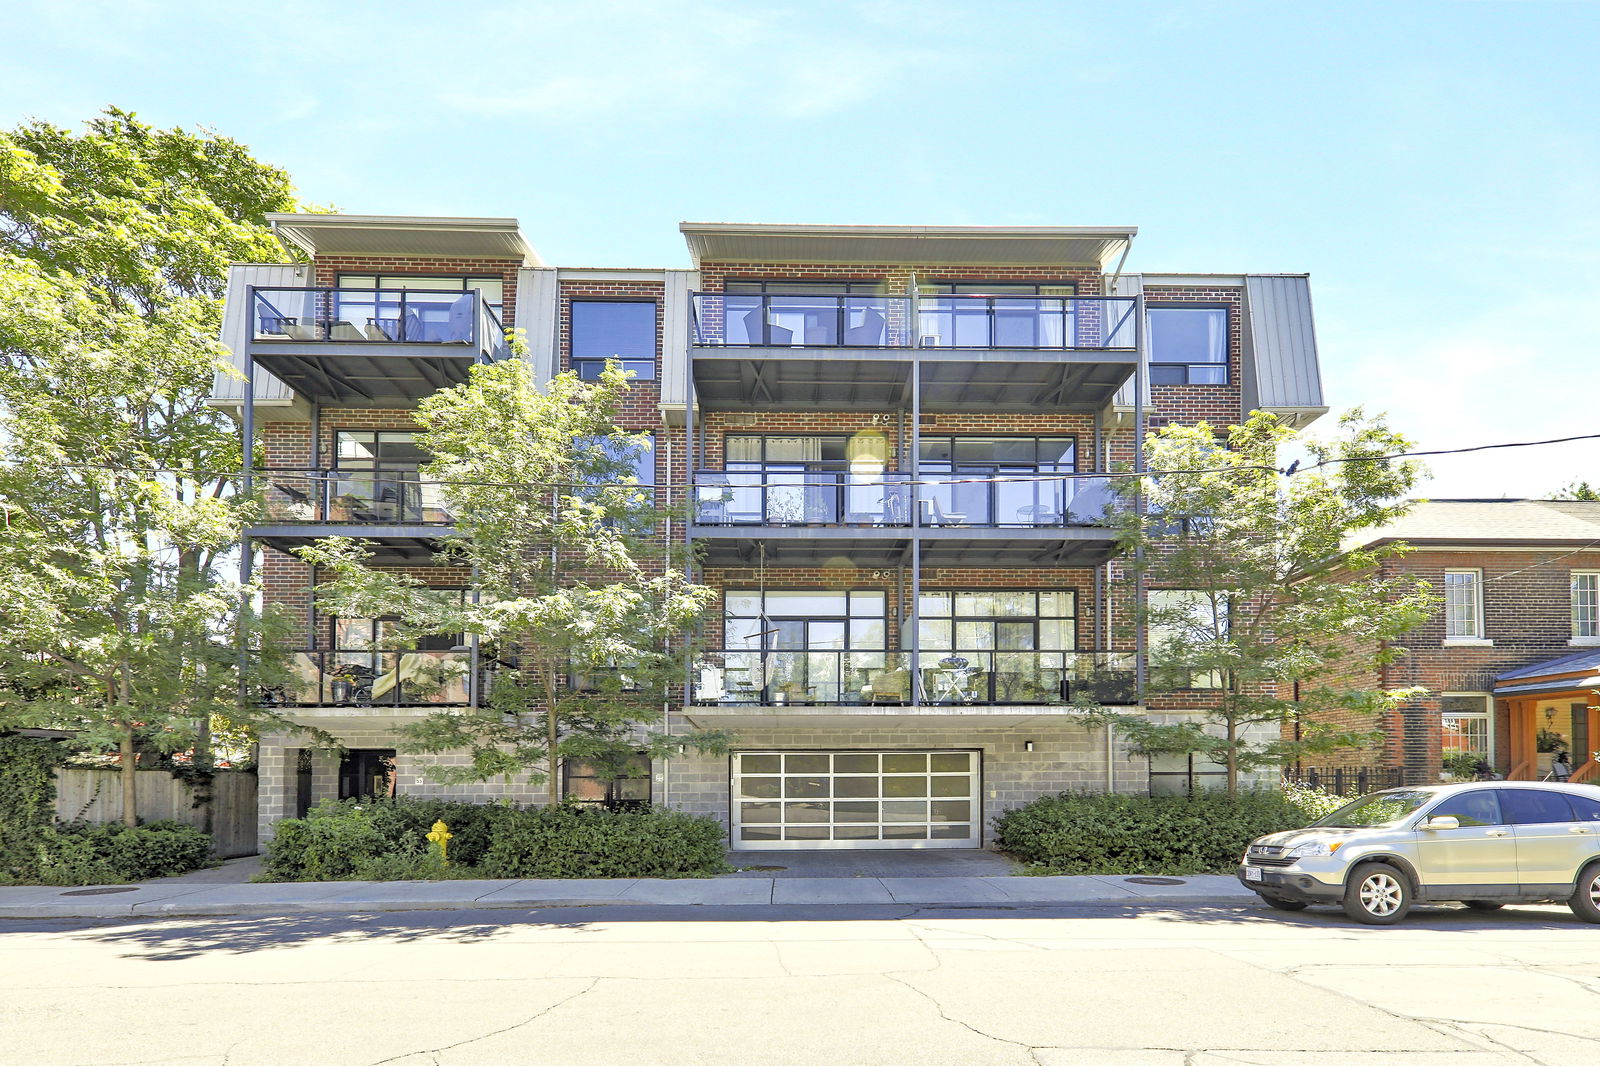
[1319,500,1600,787]
[212,214,1329,848]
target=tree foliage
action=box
[0,109,314,823]
[1098,410,1437,793]
[303,358,726,805]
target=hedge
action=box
[7,821,213,886]
[994,788,1333,876]
[263,797,729,881]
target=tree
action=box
[302,358,727,807]
[1553,480,1599,501]
[0,109,312,824]
[1100,409,1437,794]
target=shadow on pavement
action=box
[4,898,1584,962]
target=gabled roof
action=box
[679,222,1136,270]
[1353,499,1600,549]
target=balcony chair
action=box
[930,497,969,526]
[866,667,910,704]
[742,309,794,346]
[845,309,887,346]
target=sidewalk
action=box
[0,868,1252,920]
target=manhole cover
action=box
[1125,877,1186,886]
[59,886,141,896]
[743,865,787,872]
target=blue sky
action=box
[5,0,1598,498]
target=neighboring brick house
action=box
[212,214,1329,848]
[1320,500,1600,786]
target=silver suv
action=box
[1238,781,1600,924]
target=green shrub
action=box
[482,805,729,879]
[263,800,392,881]
[11,822,213,886]
[0,735,69,867]
[994,788,1323,876]
[263,796,519,881]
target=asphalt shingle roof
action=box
[1353,499,1600,548]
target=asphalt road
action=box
[2,900,1595,1065]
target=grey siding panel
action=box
[517,267,559,386]
[659,269,697,408]
[1244,275,1323,410]
[211,263,305,404]
[1110,274,1144,409]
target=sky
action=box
[3,0,1598,499]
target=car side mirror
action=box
[1422,815,1460,831]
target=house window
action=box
[331,430,445,523]
[1443,569,1484,640]
[562,754,651,809]
[917,591,1077,704]
[1441,695,1492,761]
[918,436,1076,526]
[1148,589,1226,689]
[1573,572,1600,640]
[577,433,656,522]
[336,274,504,343]
[918,282,1077,348]
[571,300,657,380]
[720,590,886,704]
[723,281,890,347]
[1148,306,1228,385]
[338,749,396,800]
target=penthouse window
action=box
[1148,306,1228,385]
[571,300,657,381]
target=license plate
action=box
[1243,865,1263,882]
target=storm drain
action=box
[1124,877,1187,886]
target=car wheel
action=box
[1568,862,1600,925]
[1260,894,1309,912]
[1462,900,1503,912]
[1342,862,1412,925]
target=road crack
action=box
[364,977,600,1066]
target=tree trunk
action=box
[194,711,214,834]
[119,725,138,827]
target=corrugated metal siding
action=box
[517,267,559,386]
[210,263,305,404]
[1110,274,1145,409]
[659,269,696,408]
[1243,275,1323,410]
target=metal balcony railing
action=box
[261,469,454,525]
[689,293,1138,351]
[691,650,1136,706]
[250,287,510,361]
[691,471,1124,528]
[264,650,475,707]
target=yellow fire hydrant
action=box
[426,819,452,866]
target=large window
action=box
[563,754,651,809]
[721,590,886,704]
[918,591,1076,704]
[1574,572,1599,641]
[337,274,503,343]
[1443,569,1485,640]
[918,436,1076,526]
[1149,589,1225,689]
[1441,694,1492,761]
[331,430,445,523]
[918,282,1076,348]
[1148,306,1228,385]
[571,300,657,380]
[723,280,888,347]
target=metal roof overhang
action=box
[250,344,479,406]
[679,223,1137,270]
[252,525,453,565]
[267,214,538,263]
[1495,676,1600,698]
[681,704,1110,730]
[690,347,1136,412]
[690,525,1117,568]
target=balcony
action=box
[246,287,510,406]
[264,649,477,708]
[689,649,1136,708]
[251,468,454,564]
[689,472,1125,567]
[689,293,1138,412]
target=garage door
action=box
[731,750,980,849]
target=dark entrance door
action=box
[338,749,396,800]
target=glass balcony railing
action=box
[261,469,455,525]
[250,287,510,361]
[694,470,912,526]
[264,650,474,707]
[690,650,1135,706]
[691,293,915,347]
[691,471,1124,528]
[689,293,1137,351]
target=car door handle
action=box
[1486,830,1509,836]
[1570,827,1592,834]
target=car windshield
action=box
[1311,790,1435,828]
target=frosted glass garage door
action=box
[732,751,980,849]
